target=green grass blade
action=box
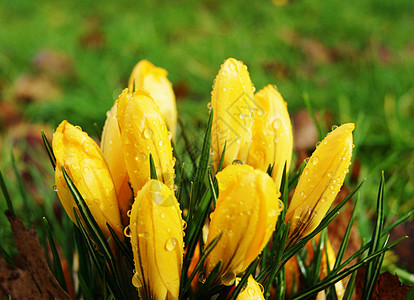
[333,194,359,270]
[41,130,56,169]
[42,217,67,291]
[149,153,158,179]
[0,169,14,213]
[228,257,260,300]
[181,233,222,296]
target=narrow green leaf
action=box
[333,195,359,270]
[0,169,13,214]
[182,233,223,296]
[11,152,31,220]
[290,236,407,300]
[78,273,94,300]
[42,217,67,291]
[41,130,56,169]
[190,109,213,209]
[342,270,357,300]
[149,153,158,179]
[228,258,260,300]
[107,223,133,262]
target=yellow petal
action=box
[129,180,184,300]
[205,165,282,285]
[101,101,133,226]
[116,89,175,194]
[285,123,354,245]
[236,275,265,300]
[211,58,256,170]
[128,60,177,138]
[53,120,123,241]
[249,85,293,188]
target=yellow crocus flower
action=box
[285,123,354,246]
[236,275,264,300]
[249,84,293,187]
[205,165,282,285]
[116,88,175,194]
[128,59,177,138]
[101,102,133,226]
[211,58,256,170]
[129,180,184,300]
[53,120,123,241]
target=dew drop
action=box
[75,125,82,131]
[247,287,255,296]
[272,119,282,130]
[232,159,243,165]
[160,212,166,219]
[304,157,310,164]
[239,113,246,119]
[221,272,236,286]
[312,156,319,165]
[331,125,338,131]
[321,197,328,203]
[159,140,164,146]
[182,220,187,230]
[131,272,142,288]
[168,132,172,140]
[207,102,212,110]
[143,128,153,139]
[198,272,206,284]
[165,237,178,251]
[316,141,321,147]
[278,200,284,210]
[328,171,335,178]
[300,191,307,199]
[124,226,131,238]
[52,184,57,192]
[127,210,132,217]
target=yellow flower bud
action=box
[128,59,177,138]
[116,89,175,194]
[249,85,293,187]
[236,275,264,300]
[205,165,282,285]
[53,120,123,240]
[211,58,255,169]
[101,102,133,226]
[129,180,184,300]
[285,123,354,245]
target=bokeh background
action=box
[1,0,413,282]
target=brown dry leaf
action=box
[33,49,72,78]
[79,18,106,49]
[300,38,334,65]
[0,211,70,300]
[390,220,414,273]
[14,74,61,103]
[328,185,361,263]
[0,100,21,129]
[293,110,319,151]
[355,267,412,299]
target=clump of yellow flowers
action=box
[52,58,354,299]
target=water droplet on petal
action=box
[312,156,319,165]
[124,226,131,238]
[240,113,246,119]
[272,119,282,130]
[75,125,82,131]
[198,272,206,284]
[52,185,57,192]
[247,287,255,296]
[168,132,172,140]
[165,237,178,251]
[331,125,338,131]
[144,128,153,139]
[127,210,132,217]
[132,272,142,288]
[221,272,236,286]
[159,140,164,146]
[232,159,243,165]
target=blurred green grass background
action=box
[0,0,413,279]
